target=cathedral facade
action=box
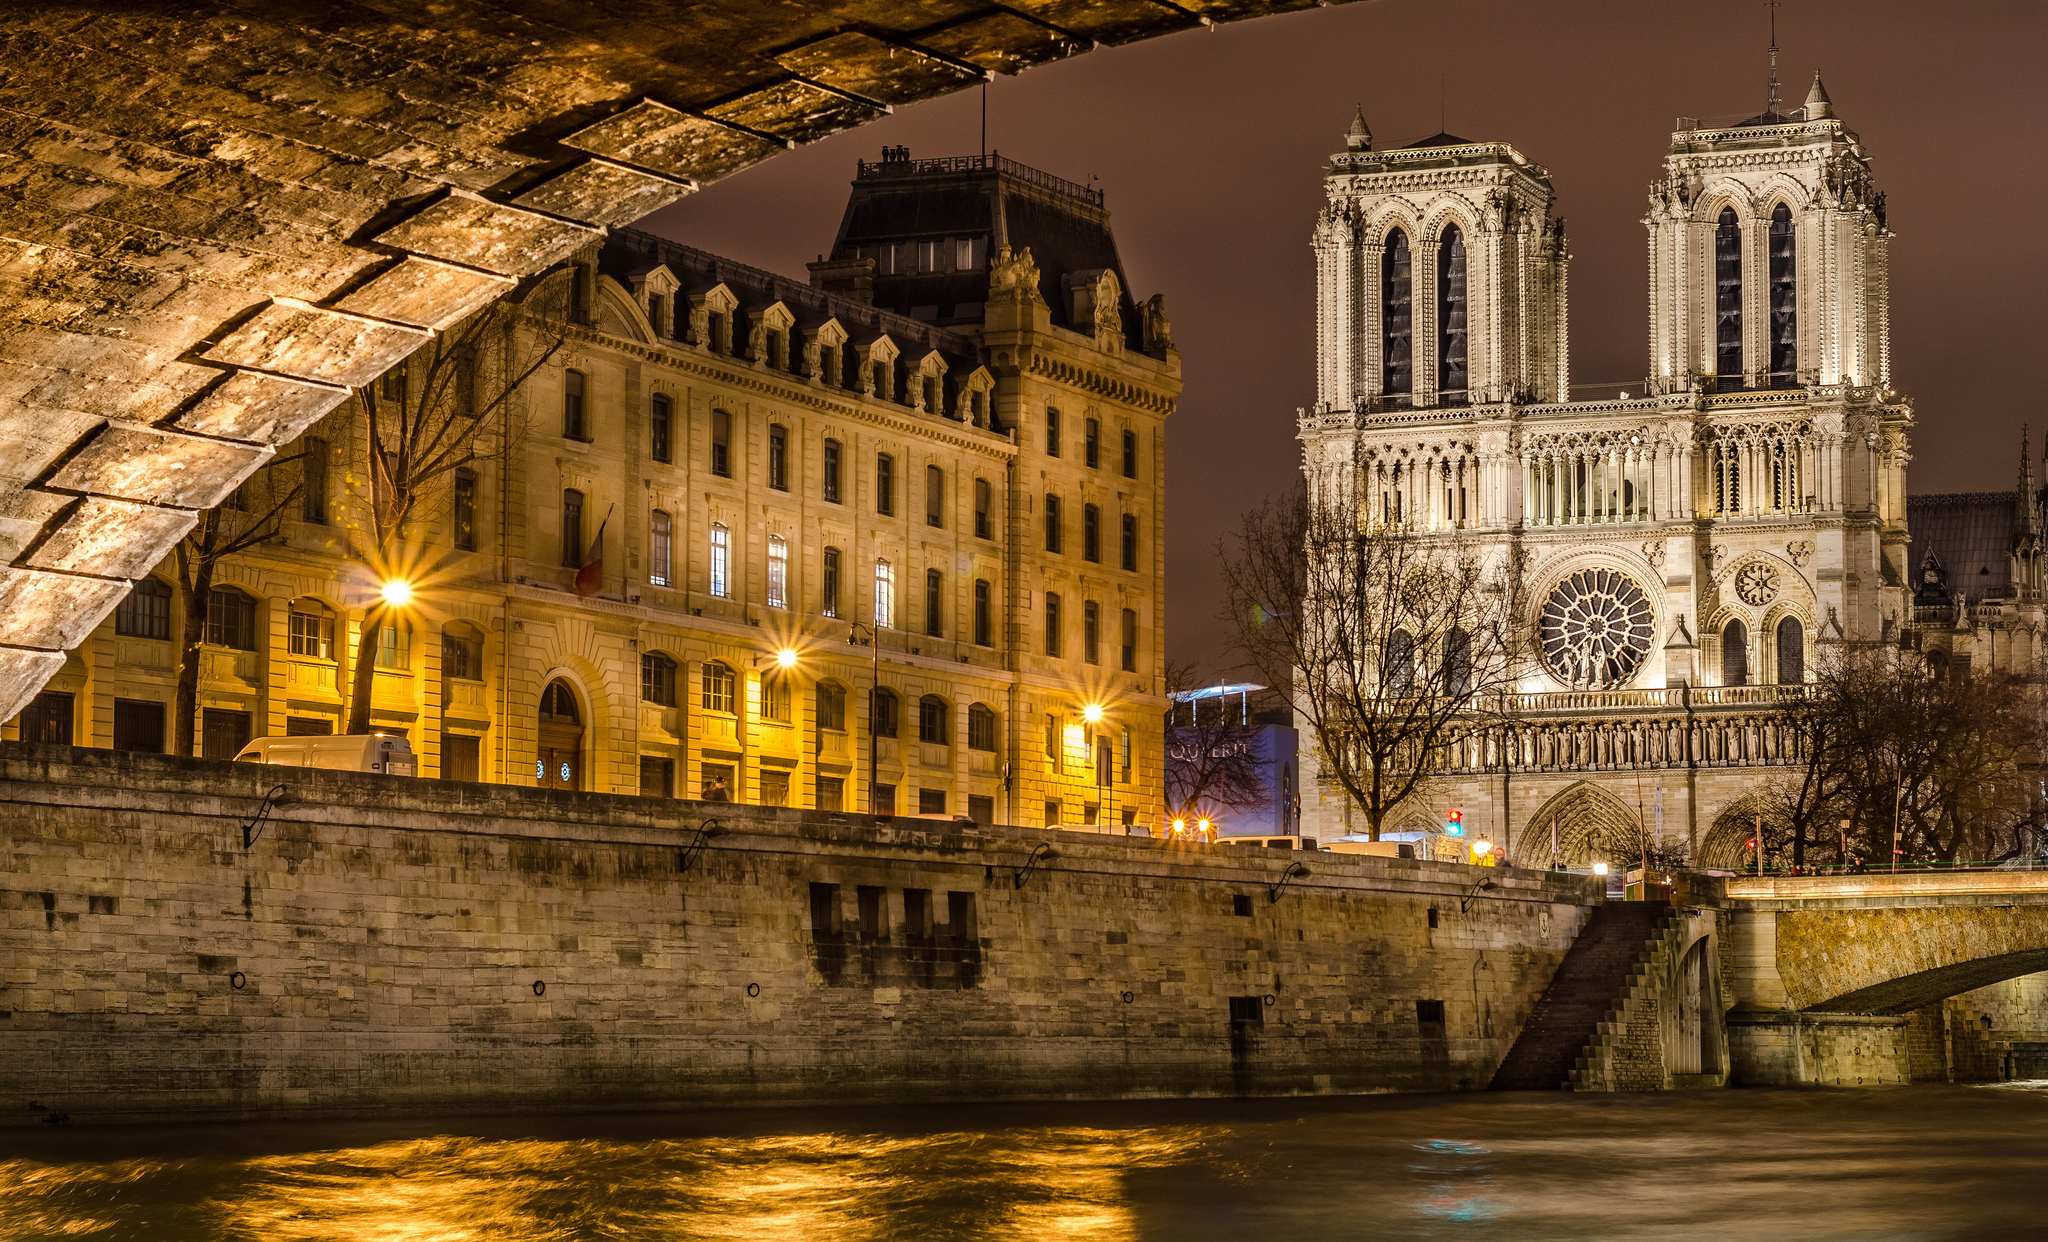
[1297,78,1914,867]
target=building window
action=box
[767,534,788,608]
[1769,202,1797,387]
[560,489,584,567]
[1122,429,1137,479]
[709,522,730,598]
[380,360,407,404]
[1388,629,1416,695]
[917,694,949,744]
[287,599,335,659]
[641,651,677,706]
[873,687,899,738]
[205,588,256,650]
[768,424,788,490]
[649,509,672,587]
[647,292,668,338]
[701,660,736,714]
[822,438,842,503]
[1045,591,1062,658]
[822,343,841,387]
[114,577,171,640]
[707,310,727,354]
[1121,513,1138,572]
[968,703,996,752]
[1778,616,1804,684]
[1083,504,1100,562]
[112,699,165,754]
[1722,620,1749,687]
[650,393,672,463]
[763,671,791,722]
[710,408,731,477]
[563,369,586,440]
[1083,600,1100,665]
[301,436,329,524]
[640,755,674,797]
[924,375,942,416]
[1045,714,1062,774]
[21,691,72,745]
[1382,228,1413,402]
[925,464,944,528]
[1044,494,1062,553]
[1715,206,1743,389]
[375,617,410,669]
[454,469,477,550]
[817,774,845,812]
[969,389,985,426]
[1087,420,1103,470]
[442,628,482,680]
[973,578,991,647]
[1438,224,1468,404]
[1121,608,1137,672]
[817,682,846,732]
[956,237,986,270]
[974,477,991,539]
[766,328,785,371]
[924,568,943,637]
[876,452,894,515]
[875,558,894,628]
[1046,408,1061,457]
[823,547,841,618]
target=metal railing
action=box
[855,152,1103,207]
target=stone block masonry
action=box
[0,743,1601,1124]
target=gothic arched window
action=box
[1387,628,1416,696]
[1438,224,1468,404]
[1768,203,1797,387]
[1382,229,1413,405]
[1714,207,1743,391]
[1722,619,1749,687]
[1776,617,1804,685]
[1443,626,1472,697]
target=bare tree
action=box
[340,289,565,734]
[171,461,303,756]
[1164,661,1274,828]
[1220,482,1531,840]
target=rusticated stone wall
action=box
[0,743,1599,1124]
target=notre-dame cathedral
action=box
[1294,73,1968,866]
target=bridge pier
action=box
[1726,1009,1912,1087]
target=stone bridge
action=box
[1713,871,2048,1085]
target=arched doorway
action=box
[1522,781,1644,869]
[538,679,584,791]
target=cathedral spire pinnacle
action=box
[1765,1,1783,117]
[1345,106,1372,152]
[2021,423,2037,525]
[1803,70,1833,119]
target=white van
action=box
[1219,834,1321,851]
[233,734,418,776]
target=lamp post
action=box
[1084,702,1112,833]
[846,621,882,815]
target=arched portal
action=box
[537,679,584,792]
[1522,781,1643,869]
[1698,794,1791,870]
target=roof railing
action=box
[855,151,1104,207]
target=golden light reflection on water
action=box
[0,1125,1214,1242]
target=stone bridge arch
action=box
[0,0,1368,720]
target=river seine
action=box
[2,1083,2044,1240]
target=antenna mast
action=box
[1765,1,1782,116]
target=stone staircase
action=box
[1489,902,1684,1091]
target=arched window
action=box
[1715,207,1743,390]
[1438,224,1468,404]
[968,703,997,752]
[766,534,788,608]
[1045,493,1062,553]
[822,547,841,618]
[115,577,172,640]
[1776,617,1804,685]
[816,682,847,732]
[562,369,585,440]
[1382,229,1413,403]
[767,424,788,490]
[538,679,583,791]
[1443,626,1472,697]
[874,558,894,628]
[762,671,791,722]
[919,694,949,744]
[641,651,677,705]
[700,661,736,714]
[206,587,257,650]
[873,686,900,738]
[926,464,944,528]
[1387,628,1415,695]
[1722,620,1749,687]
[1083,503,1100,562]
[1768,203,1797,387]
[287,598,335,659]
[708,522,730,597]
[648,509,672,587]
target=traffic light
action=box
[1446,807,1464,837]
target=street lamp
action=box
[846,621,883,816]
[1083,702,1115,832]
[776,647,797,669]
[1592,860,1610,877]
[380,578,413,607]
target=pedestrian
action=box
[705,774,731,803]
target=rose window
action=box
[1540,568,1655,689]
[1734,560,1780,606]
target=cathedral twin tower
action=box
[1300,73,1909,701]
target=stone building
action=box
[1297,78,1914,865]
[5,150,1179,831]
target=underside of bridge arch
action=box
[0,0,1355,719]
[1803,949,2048,1016]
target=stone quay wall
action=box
[0,745,1603,1124]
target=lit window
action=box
[767,534,788,608]
[649,509,672,588]
[709,522,730,598]
[823,547,841,618]
[641,652,677,706]
[114,578,171,640]
[875,558,894,629]
[288,600,335,659]
[701,661,735,713]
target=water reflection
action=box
[3,1086,2046,1241]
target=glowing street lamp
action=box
[1473,838,1492,856]
[776,647,798,669]
[1083,703,1104,724]
[380,579,414,607]
[1592,861,1610,877]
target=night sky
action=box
[644,0,2048,678]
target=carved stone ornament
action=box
[1701,546,1724,573]
[1786,540,1813,568]
[1642,541,1666,571]
[1540,568,1655,689]
[1734,559,1780,606]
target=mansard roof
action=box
[1908,492,2016,602]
